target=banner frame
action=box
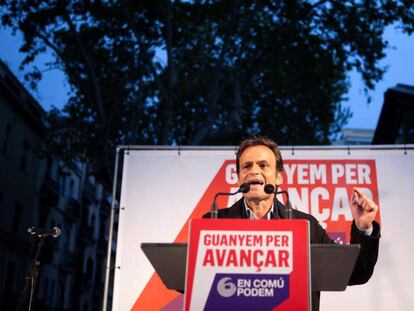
[103,143,414,311]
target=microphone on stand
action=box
[264,184,293,219]
[27,226,62,238]
[19,226,61,311]
[211,183,250,218]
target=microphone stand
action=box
[265,184,293,220]
[211,183,250,218]
[211,190,240,219]
[16,235,46,311]
[283,198,293,220]
[275,190,293,219]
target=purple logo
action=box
[204,273,289,311]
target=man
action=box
[203,136,380,311]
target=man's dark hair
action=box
[236,136,284,175]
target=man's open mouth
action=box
[248,180,264,186]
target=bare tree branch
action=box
[159,0,176,144]
[62,7,107,128]
[190,0,240,144]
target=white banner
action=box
[112,146,414,311]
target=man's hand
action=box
[350,187,379,230]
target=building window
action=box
[91,214,96,227]
[2,123,12,157]
[87,257,94,277]
[42,277,49,301]
[0,191,4,211]
[49,279,55,306]
[45,157,53,178]
[59,282,66,307]
[4,261,16,307]
[396,109,414,144]
[38,212,47,228]
[69,179,75,198]
[19,140,30,173]
[91,214,96,238]
[13,202,23,233]
[3,261,16,306]
[96,262,102,284]
[58,171,66,196]
[99,221,105,237]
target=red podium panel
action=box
[184,219,310,311]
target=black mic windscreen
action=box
[264,184,275,194]
[239,183,250,193]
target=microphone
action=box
[211,183,250,218]
[264,184,276,194]
[28,227,62,238]
[264,184,293,219]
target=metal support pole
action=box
[102,147,122,311]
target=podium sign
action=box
[184,219,310,311]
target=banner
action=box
[112,146,414,311]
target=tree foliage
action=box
[2,0,413,179]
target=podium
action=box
[141,243,360,292]
[141,219,360,310]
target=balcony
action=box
[39,176,59,209]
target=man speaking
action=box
[203,136,380,311]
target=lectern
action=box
[141,243,360,292]
[141,219,360,311]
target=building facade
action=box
[0,60,46,310]
[335,128,375,145]
[0,60,115,311]
[373,84,414,144]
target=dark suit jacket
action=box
[203,198,380,311]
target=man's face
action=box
[238,145,283,201]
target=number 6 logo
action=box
[217,277,236,297]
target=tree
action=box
[2,0,413,180]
